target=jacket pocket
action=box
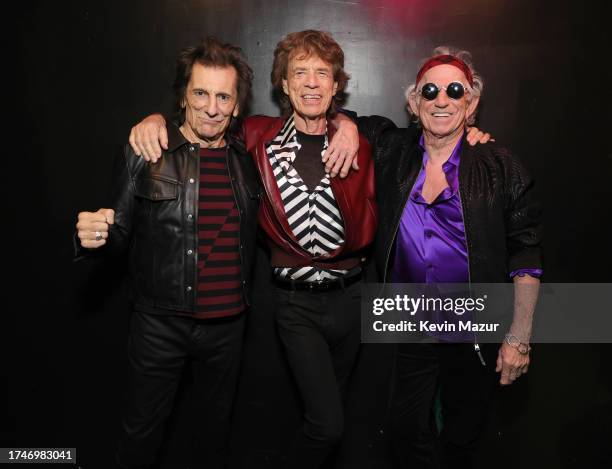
[134,176,179,201]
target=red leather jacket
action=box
[243,115,378,270]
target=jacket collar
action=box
[396,128,423,186]
[409,130,475,191]
[275,114,332,141]
[167,120,245,154]
[167,122,190,152]
[277,115,297,147]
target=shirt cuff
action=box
[510,268,543,279]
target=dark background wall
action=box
[10,0,612,468]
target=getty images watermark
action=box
[372,292,495,334]
[361,283,612,344]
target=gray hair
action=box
[405,46,484,125]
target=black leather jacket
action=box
[79,123,261,314]
[357,116,543,283]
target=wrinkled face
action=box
[282,52,338,121]
[409,64,479,138]
[182,63,239,145]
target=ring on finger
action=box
[95,231,103,241]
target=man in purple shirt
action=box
[355,47,542,468]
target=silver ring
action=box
[95,231,103,241]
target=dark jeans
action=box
[116,310,245,469]
[274,281,362,469]
[389,343,498,469]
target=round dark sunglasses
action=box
[419,82,466,100]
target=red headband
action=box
[416,54,474,87]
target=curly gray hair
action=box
[405,46,484,125]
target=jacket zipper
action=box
[457,184,486,366]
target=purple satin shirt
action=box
[391,134,542,283]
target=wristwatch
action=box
[504,333,531,355]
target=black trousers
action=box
[116,310,245,469]
[389,343,498,469]
[274,281,362,469]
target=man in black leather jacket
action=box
[75,38,260,469]
[356,48,542,468]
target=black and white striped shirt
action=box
[266,116,347,282]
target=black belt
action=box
[274,269,362,292]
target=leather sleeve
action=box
[336,108,399,150]
[73,145,138,261]
[104,145,143,256]
[355,116,421,171]
[355,114,397,149]
[503,151,544,273]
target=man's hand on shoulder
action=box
[128,114,168,163]
[466,126,494,146]
[324,114,360,178]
